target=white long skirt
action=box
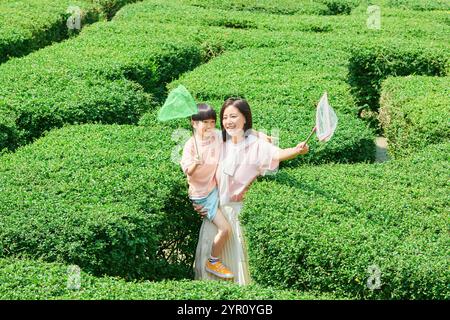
[193,202,252,285]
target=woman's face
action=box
[222,105,246,137]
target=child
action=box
[180,103,234,279]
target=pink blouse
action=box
[216,134,280,205]
[180,130,222,198]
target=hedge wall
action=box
[379,75,450,158]
[348,41,449,114]
[178,0,361,15]
[0,0,140,65]
[0,18,205,152]
[240,142,449,299]
[385,0,450,11]
[0,257,340,300]
[0,124,199,281]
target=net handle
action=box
[191,126,200,159]
[304,126,316,144]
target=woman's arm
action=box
[275,142,309,162]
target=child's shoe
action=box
[205,259,234,279]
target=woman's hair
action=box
[191,103,216,122]
[220,97,253,141]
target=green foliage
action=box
[387,0,450,11]
[178,0,361,15]
[348,41,448,114]
[379,76,450,158]
[241,142,449,299]
[0,19,204,152]
[0,124,199,281]
[0,257,340,299]
[0,0,141,64]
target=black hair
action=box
[220,97,253,142]
[191,103,217,122]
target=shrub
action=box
[0,0,141,64]
[0,18,204,152]
[379,75,450,158]
[241,142,449,299]
[387,0,450,11]
[0,257,340,299]
[0,124,199,281]
[178,0,361,15]
[348,42,448,114]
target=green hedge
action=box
[0,257,340,300]
[386,0,450,11]
[0,17,205,152]
[179,0,361,15]
[379,75,450,158]
[348,42,449,114]
[0,0,140,65]
[0,124,199,281]
[240,142,449,299]
[156,45,376,165]
[113,0,335,33]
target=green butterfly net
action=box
[157,85,198,122]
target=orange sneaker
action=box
[205,260,234,279]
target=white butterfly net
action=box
[315,92,338,142]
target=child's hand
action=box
[194,154,203,165]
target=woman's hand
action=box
[193,203,208,218]
[295,142,309,155]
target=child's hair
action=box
[191,103,216,122]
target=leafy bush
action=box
[0,18,204,152]
[178,0,361,15]
[0,0,141,64]
[387,0,450,11]
[348,42,448,113]
[241,142,449,299]
[379,75,450,158]
[0,257,340,299]
[0,124,199,281]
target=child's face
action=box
[193,119,216,138]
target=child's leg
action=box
[210,208,231,258]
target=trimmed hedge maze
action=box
[0,0,449,300]
[0,0,140,64]
[0,19,205,152]
[0,124,198,281]
[379,76,450,158]
[241,142,449,299]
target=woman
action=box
[193,98,309,285]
